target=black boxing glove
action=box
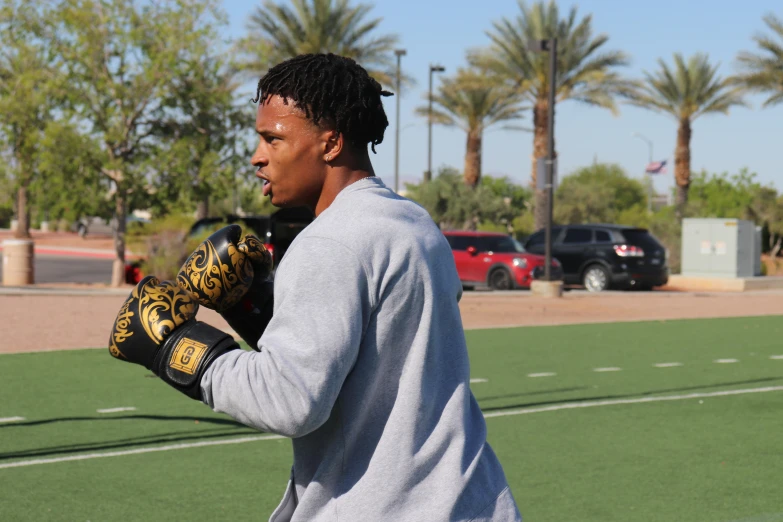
[108,276,239,400]
[177,224,274,349]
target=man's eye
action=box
[265,136,278,144]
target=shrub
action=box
[127,214,225,281]
[647,207,682,274]
[0,207,13,229]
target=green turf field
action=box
[2,316,783,521]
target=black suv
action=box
[188,207,314,267]
[125,207,314,285]
[523,224,669,291]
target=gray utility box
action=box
[681,218,762,278]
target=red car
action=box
[443,230,562,290]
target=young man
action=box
[110,53,521,521]
[204,53,521,521]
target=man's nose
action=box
[251,146,268,168]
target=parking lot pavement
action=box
[462,288,658,297]
[0,255,115,285]
[461,287,783,298]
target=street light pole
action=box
[530,39,557,282]
[545,39,556,282]
[394,49,406,194]
[632,132,654,213]
[427,64,445,182]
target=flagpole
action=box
[647,144,653,214]
[632,132,654,214]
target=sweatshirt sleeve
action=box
[200,236,374,438]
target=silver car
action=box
[72,215,150,237]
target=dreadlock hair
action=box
[253,53,393,153]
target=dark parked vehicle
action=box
[125,207,314,284]
[444,230,563,290]
[523,224,669,292]
[188,207,314,267]
[72,214,150,237]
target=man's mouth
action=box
[262,179,272,197]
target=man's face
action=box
[251,95,329,208]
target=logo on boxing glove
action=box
[169,338,209,374]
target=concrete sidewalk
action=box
[2,287,782,353]
[0,229,139,259]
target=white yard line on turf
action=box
[724,512,783,522]
[654,362,683,368]
[593,367,622,372]
[527,372,556,377]
[96,407,137,413]
[0,417,24,424]
[4,385,783,470]
[470,378,488,383]
[0,434,285,470]
[483,385,783,419]
[770,355,783,360]
[714,359,739,363]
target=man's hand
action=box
[109,276,239,400]
[177,225,274,348]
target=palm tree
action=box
[237,0,400,87]
[735,13,783,107]
[416,70,527,188]
[626,53,746,211]
[471,0,632,230]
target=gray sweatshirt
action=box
[201,177,521,521]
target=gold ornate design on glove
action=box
[138,279,197,344]
[238,234,273,275]
[177,239,241,309]
[108,277,198,360]
[178,234,270,312]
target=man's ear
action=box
[323,130,343,163]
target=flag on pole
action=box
[645,160,667,174]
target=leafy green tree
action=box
[0,157,13,227]
[686,169,783,256]
[750,188,783,257]
[405,168,529,231]
[0,0,62,238]
[152,52,254,220]
[416,69,526,187]
[625,54,746,211]
[553,163,646,225]
[56,0,225,286]
[236,0,401,86]
[686,169,759,219]
[210,176,277,217]
[735,13,783,107]
[647,206,683,273]
[471,0,632,229]
[479,175,532,234]
[32,120,109,225]
[481,175,531,211]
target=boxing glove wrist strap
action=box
[151,321,239,400]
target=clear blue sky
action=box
[222,0,783,196]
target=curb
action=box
[35,247,119,259]
[0,286,133,296]
[0,245,139,260]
